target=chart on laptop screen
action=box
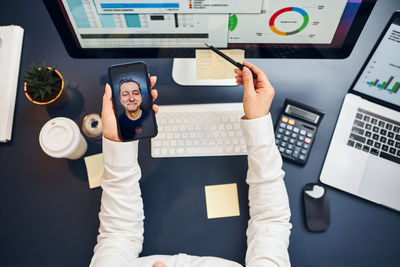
[353,22,400,107]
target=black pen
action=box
[204,42,257,79]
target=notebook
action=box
[320,12,400,211]
[0,25,24,142]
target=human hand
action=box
[101,76,159,142]
[234,62,275,120]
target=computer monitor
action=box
[43,0,376,85]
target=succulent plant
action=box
[23,62,62,102]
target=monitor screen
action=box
[352,14,400,108]
[44,0,376,58]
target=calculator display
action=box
[285,104,320,124]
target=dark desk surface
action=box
[1,1,400,266]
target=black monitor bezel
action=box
[348,11,400,112]
[43,0,376,59]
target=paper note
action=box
[196,49,244,80]
[84,153,104,189]
[204,183,240,219]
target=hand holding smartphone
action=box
[108,61,158,141]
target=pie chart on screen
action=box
[269,7,309,36]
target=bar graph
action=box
[366,76,400,94]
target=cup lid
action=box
[39,117,80,158]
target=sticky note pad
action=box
[84,153,103,189]
[196,49,245,80]
[204,183,240,219]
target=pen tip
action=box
[204,42,210,48]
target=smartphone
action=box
[108,61,158,141]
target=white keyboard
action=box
[151,103,248,158]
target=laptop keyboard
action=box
[347,108,400,164]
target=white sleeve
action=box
[241,114,292,267]
[89,137,144,267]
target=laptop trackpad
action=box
[358,157,400,210]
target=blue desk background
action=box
[0,1,399,266]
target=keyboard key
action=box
[356,113,363,119]
[378,121,385,127]
[374,142,381,149]
[380,151,400,164]
[362,145,370,152]
[367,139,373,146]
[397,150,400,157]
[363,115,370,122]
[372,134,379,141]
[388,132,394,138]
[370,148,379,156]
[396,134,400,141]
[380,129,387,136]
[352,126,364,135]
[365,131,372,138]
[349,133,366,143]
[370,118,378,125]
[382,145,389,152]
[372,126,379,133]
[355,143,362,150]
[385,123,393,130]
[394,126,400,133]
[354,120,364,128]
[380,136,387,143]
[389,147,396,155]
[396,142,400,149]
[365,124,372,130]
[347,140,355,147]
[388,140,395,146]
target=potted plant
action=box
[23,62,67,107]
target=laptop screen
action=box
[352,16,400,108]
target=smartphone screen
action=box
[108,61,158,141]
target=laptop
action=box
[320,11,400,211]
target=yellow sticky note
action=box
[196,49,245,80]
[84,153,104,189]
[204,183,240,219]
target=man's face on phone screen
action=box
[120,81,142,113]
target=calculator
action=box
[274,99,324,165]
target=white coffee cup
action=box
[39,117,87,159]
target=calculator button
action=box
[289,138,295,144]
[294,146,301,153]
[281,117,289,123]
[285,149,292,155]
[296,141,303,147]
[287,125,293,131]
[299,155,306,161]
[291,133,298,139]
[304,137,311,144]
[293,127,300,133]
[300,129,306,136]
[278,128,284,134]
[306,132,313,138]
[292,151,299,158]
[287,144,294,150]
[280,142,287,147]
[288,119,295,125]
[301,149,308,155]
[303,143,310,149]
[276,133,282,139]
[279,147,285,153]
[284,130,291,136]
[298,135,305,142]
[275,140,280,146]
[283,136,289,142]
[280,122,287,128]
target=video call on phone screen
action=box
[110,63,156,141]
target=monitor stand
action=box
[172,58,237,86]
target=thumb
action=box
[242,67,255,95]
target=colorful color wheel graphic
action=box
[269,7,309,36]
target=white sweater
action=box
[90,114,292,267]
